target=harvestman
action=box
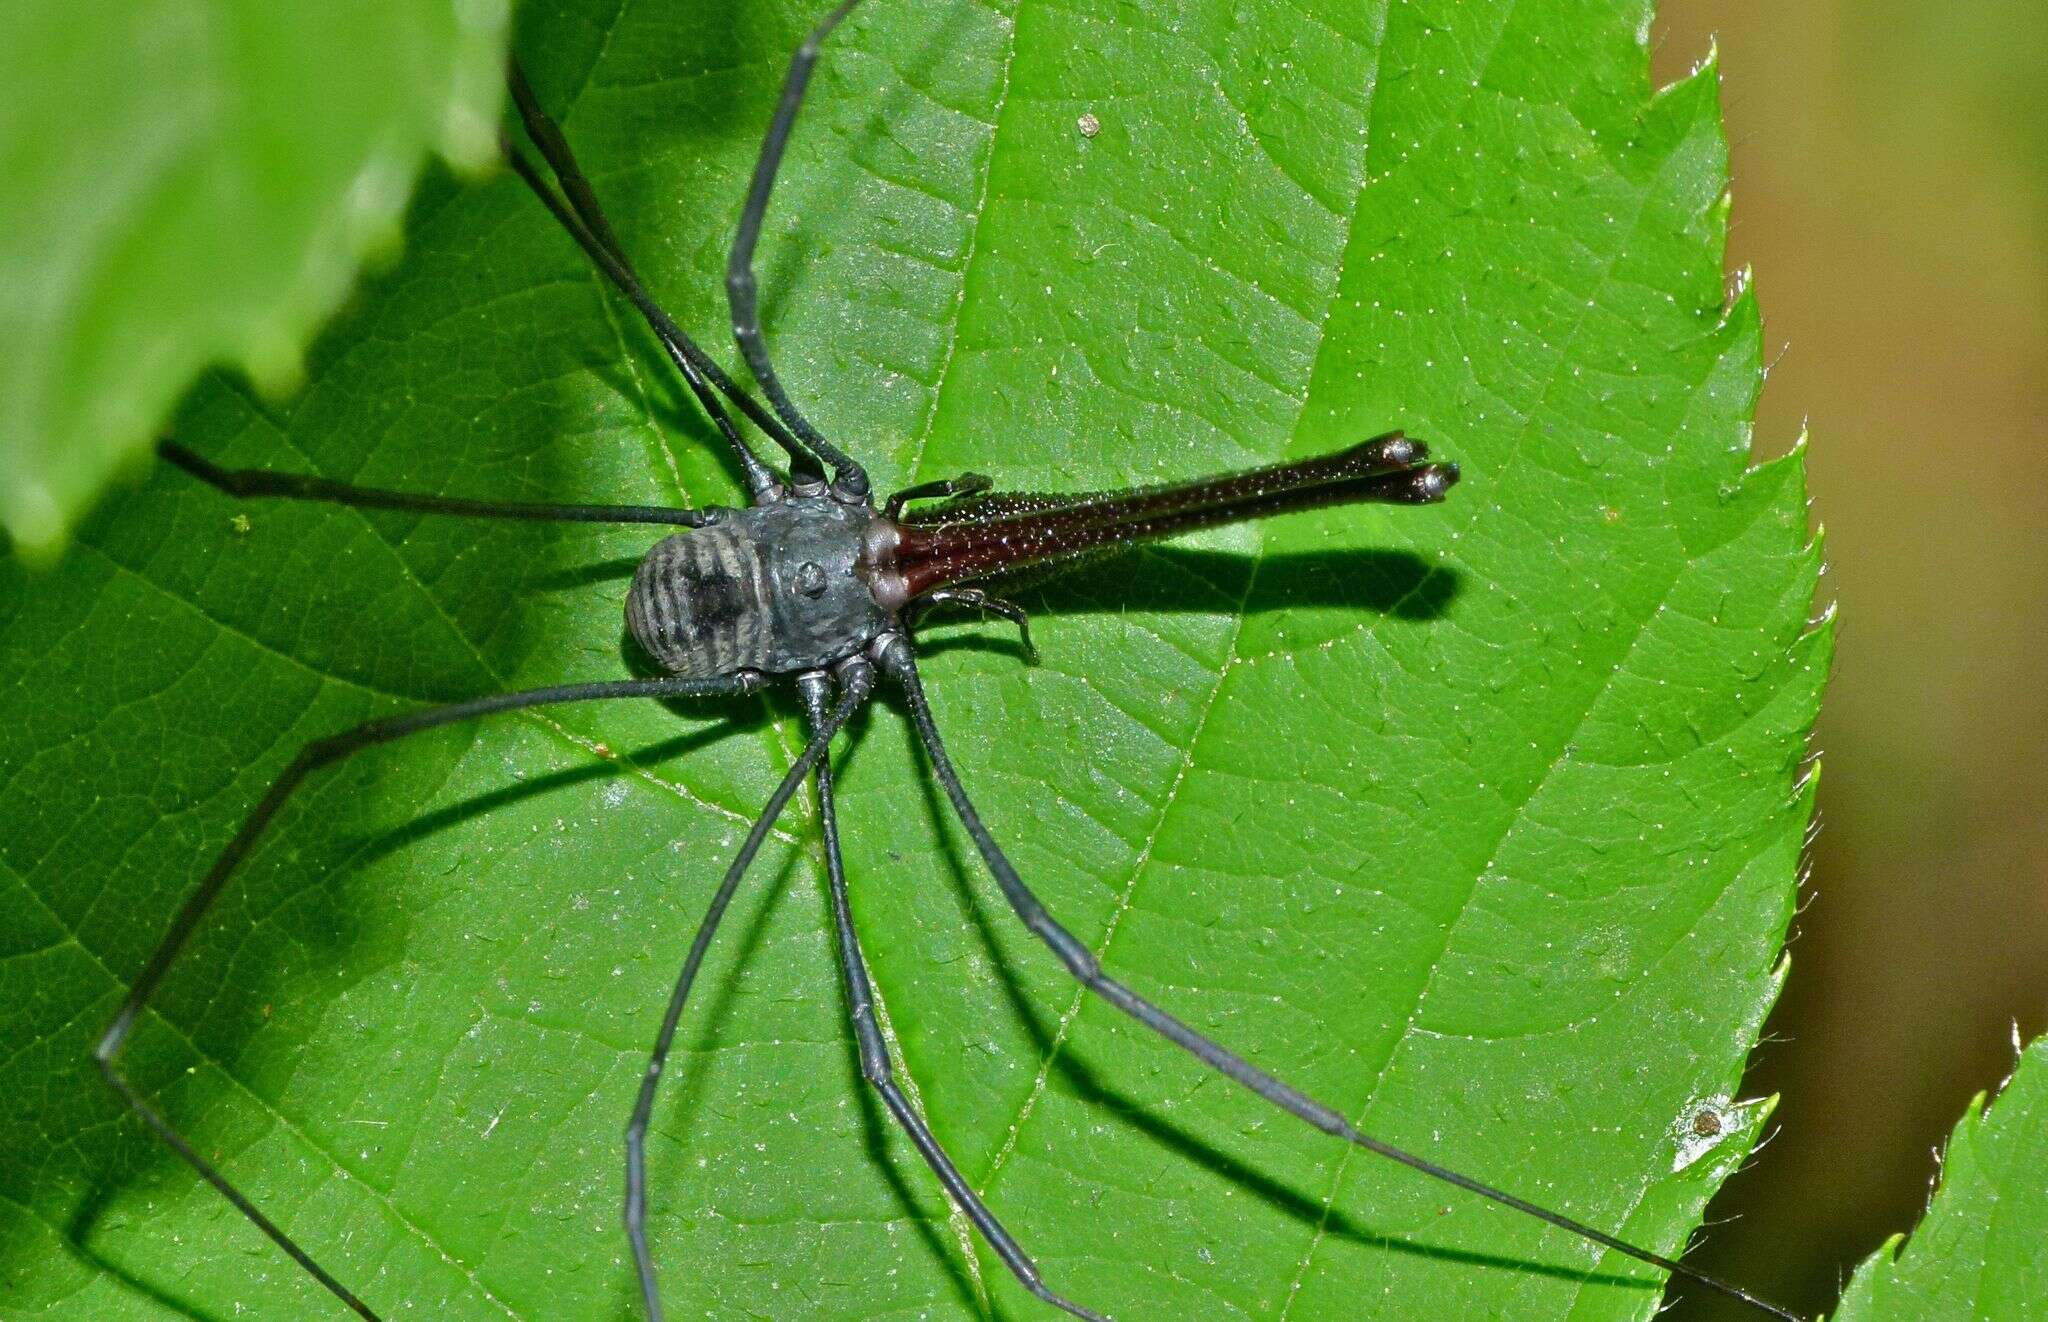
[96,3,1801,1318]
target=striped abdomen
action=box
[627,525,774,677]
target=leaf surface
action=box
[0,0,509,554]
[1833,1036,2048,1321]
[0,1,1825,1319]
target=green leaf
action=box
[0,0,511,557]
[0,1,1825,1319]
[1832,1036,2048,1320]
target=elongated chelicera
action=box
[97,3,1801,1319]
[883,434,1454,601]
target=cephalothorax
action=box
[100,3,1799,1320]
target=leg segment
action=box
[724,0,871,500]
[504,66,822,496]
[97,672,765,1322]
[875,636,1802,1322]
[904,587,1037,663]
[159,440,718,526]
[794,671,1102,1322]
[882,472,992,521]
[624,661,875,1321]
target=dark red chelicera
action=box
[888,433,1456,600]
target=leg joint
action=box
[1040,925,1100,981]
[857,1046,891,1087]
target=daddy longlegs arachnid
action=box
[92,2,1804,1318]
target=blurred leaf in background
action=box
[1655,1,2048,1314]
[2,1,1830,1319]
[0,0,511,558]
[1836,1035,2048,1321]
[1844,0,2048,213]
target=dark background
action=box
[1652,2,2048,1316]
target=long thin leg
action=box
[504,70,818,498]
[624,660,875,1321]
[505,64,632,278]
[724,0,871,500]
[96,672,765,1322]
[795,671,1102,1322]
[875,636,1804,1322]
[159,441,718,526]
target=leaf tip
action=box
[0,473,66,564]
[238,327,309,402]
[1651,32,1723,107]
[440,0,515,174]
